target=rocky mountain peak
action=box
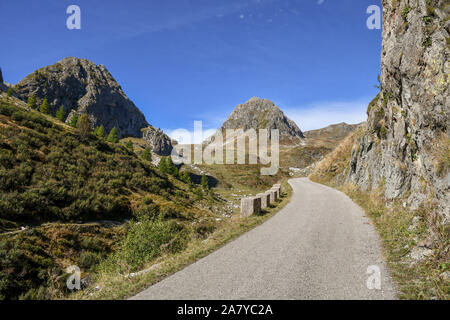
[13,57,149,138]
[216,97,304,141]
[0,67,3,84]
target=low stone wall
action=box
[241,183,283,217]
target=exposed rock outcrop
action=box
[0,67,7,93]
[348,1,449,224]
[13,57,149,138]
[142,126,173,156]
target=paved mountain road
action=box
[131,178,397,300]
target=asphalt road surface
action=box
[131,178,397,300]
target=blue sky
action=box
[0,0,382,134]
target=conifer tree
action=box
[158,157,167,174]
[27,95,37,109]
[94,125,106,139]
[56,105,66,121]
[40,98,50,114]
[166,156,178,176]
[181,171,191,184]
[107,127,119,143]
[69,114,78,128]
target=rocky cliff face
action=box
[13,57,149,138]
[348,0,449,224]
[142,126,173,156]
[0,68,7,93]
[210,97,304,144]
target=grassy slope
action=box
[0,94,213,299]
[310,127,449,300]
[74,180,293,299]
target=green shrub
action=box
[117,218,186,271]
[125,141,133,151]
[78,250,102,269]
[77,114,92,139]
[143,197,154,205]
[423,37,432,48]
[380,124,387,139]
[402,6,411,20]
[134,203,160,220]
[142,148,152,161]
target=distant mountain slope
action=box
[280,122,361,170]
[304,122,362,141]
[208,97,304,145]
[13,57,148,138]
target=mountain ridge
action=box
[11,57,173,155]
[14,57,148,138]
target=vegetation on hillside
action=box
[0,98,171,223]
[0,94,291,300]
[0,95,207,299]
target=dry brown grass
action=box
[310,125,365,186]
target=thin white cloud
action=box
[317,0,325,5]
[284,98,370,132]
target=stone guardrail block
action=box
[273,183,282,194]
[241,197,262,217]
[271,186,280,200]
[268,189,277,202]
[257,193,270,209]
[265,190,273,205]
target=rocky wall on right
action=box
[348,0,449,225]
